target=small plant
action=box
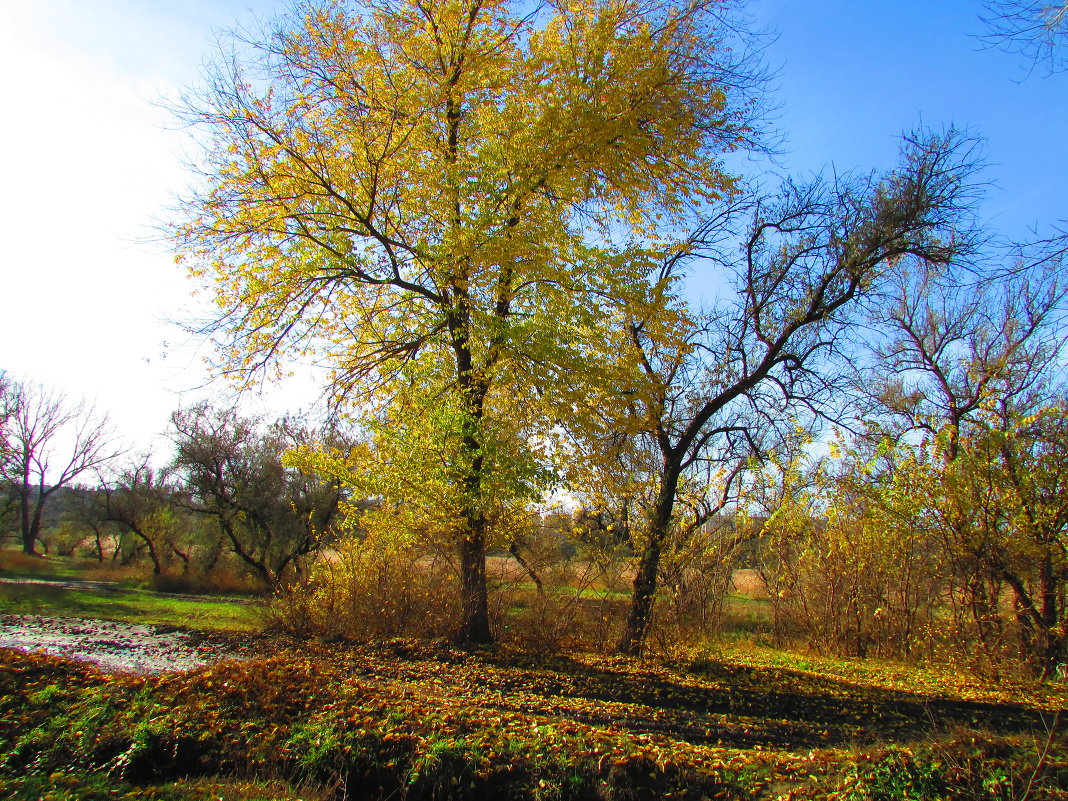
[406,738,484,800]
[838,748,947,801]
[284,710,388,791]
[268,537,460,641]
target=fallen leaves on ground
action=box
[1,639,1065,800]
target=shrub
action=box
[150,566,264,596]
[269,535,460,641]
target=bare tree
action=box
[612,130,981,655]
[863,254,1067,456]
[860,253,1068,675]
[0,380,120,555]
[981,1,1068,73]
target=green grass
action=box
[0,582,261,633]
[0,549,262,632]
[723,594,772,635]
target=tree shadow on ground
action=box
[353,640,1057,751]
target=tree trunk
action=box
[26,498,46,556]
[19,484,36,555]
[447,303,494,645]
[218,517,273,587]
[202,533,225,574]
[142,535,163,576]
[1007,553,1064,679]
[171,544,191,574]
[618,461,682,656]
[510,539,543,591]
[1039,553,1062,678]
[619,527,665,655]
[454,409,492,644]
[458,519,492,644]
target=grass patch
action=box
[0,583,260,633]
[723,594,772,633]
[505,581,632,602]
[698,641,1068,709]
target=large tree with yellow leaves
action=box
[172,0,761,642]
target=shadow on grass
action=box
[360,641,1058,752]
[1,638,1063,801]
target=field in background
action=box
[0,551,262,633]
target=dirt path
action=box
[0,615,245,674]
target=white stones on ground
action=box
[0,615,237,674]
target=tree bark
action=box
[19,489,36,555]
[448,299,495,645]
[19,471,38,555]
[618,460,683,655]
[510,540,543,591]
[21,490,47,557]
[455,421,493,644]
[458,521,492,643]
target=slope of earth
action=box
[1,640,1066,800]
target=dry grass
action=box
[730,567,769,598]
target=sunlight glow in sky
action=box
[0,0,1064,458]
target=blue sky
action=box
[748,0,1065,241]
[0,0,1064,455]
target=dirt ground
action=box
[0,615,243,674]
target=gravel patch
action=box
[0,615,244,674]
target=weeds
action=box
[837,748,948,801]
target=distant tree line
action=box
[0,382,351,593]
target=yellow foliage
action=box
[173,0,757,639]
